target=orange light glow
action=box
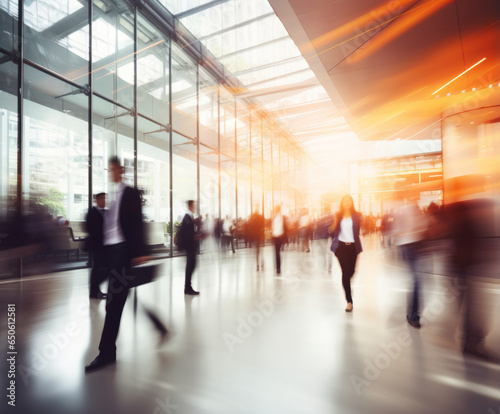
[307,0,418,53]
[347,0,454,64]
[431,58,487,95]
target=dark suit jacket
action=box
[248,213,265,243]
[85,207,105,252]
[179,213,197,252]
[119,186,146,262]
[447,200,478,269]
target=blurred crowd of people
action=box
[192,190,496,360]
[2,172,498,364]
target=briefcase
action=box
[125,264,160,288]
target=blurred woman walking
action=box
[330,195,363,312]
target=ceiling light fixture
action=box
[431,58,486,95]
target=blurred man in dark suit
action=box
[248,204,265,270]
[85,192,107,300]
[178,200,200,295]
[85,157,167,373]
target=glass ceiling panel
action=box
[178,0,273,39]
[221,37,301,74]
[202,15,288,58]
[58,18,134,61]
[23,0,83,32]
[158,0,215,16]
[182,8,280,48]
[246,70,316,92]
[258,85,330,111]
[236,59,310,86]
[154,0,361,175]
[118,54,165,87]
[0,0,18,17]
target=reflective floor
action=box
[1,236,499,414]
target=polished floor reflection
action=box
[1,236,499,414]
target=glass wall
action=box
[0,0,307,277]
[263,123,273,218]
[0,53,17,211]
[251,113,262,212]
[442,104,500,236]
[272,131,282,208]
[220,88,236,220]
[24,65,89,221]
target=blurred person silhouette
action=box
[248,204,265,270]
[214,217,223,252]
[316,212,333,273]
[177,200,200,295]
[381,209,395,248]
[446,175,497,360]
[201,214,214,253]
[85,157,168,373]
[299,208,311,252]
[285,214,298,250]
[243,217,250,248]
[222,215,236,254]
[329,195,363,312]
[85,192,108,300]
[394,192,428,328]
[271,205,287,274]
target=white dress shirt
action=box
[223,220,232,235]
[272,214,285,237]
[96,206,106,217]
[103,182,126,246]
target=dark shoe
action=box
[257,265,259,271]
[85,354,116,373]
[184,289,199,295]
[276,269,281,275]
[406,315,421,329]
[89,292,107,300]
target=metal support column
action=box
[270,128,274,211]
[168,40,173,256]
[234,98,238,245]
[16,0,24,215]
[249,113,252,208]
[87,0,94,269]
[261,118,264,215]
[218,83,221,219]
[196,65,200,217]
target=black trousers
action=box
[273,236,285,272]
[89,250,107,296]
[401,243,420,323]
[335,242,358,304]
[185,250,197,289]
[98,244,167,358]
[455,266,486,352]
[222,235,235,253]
[99,243,129,358]
[255,240,263,266]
